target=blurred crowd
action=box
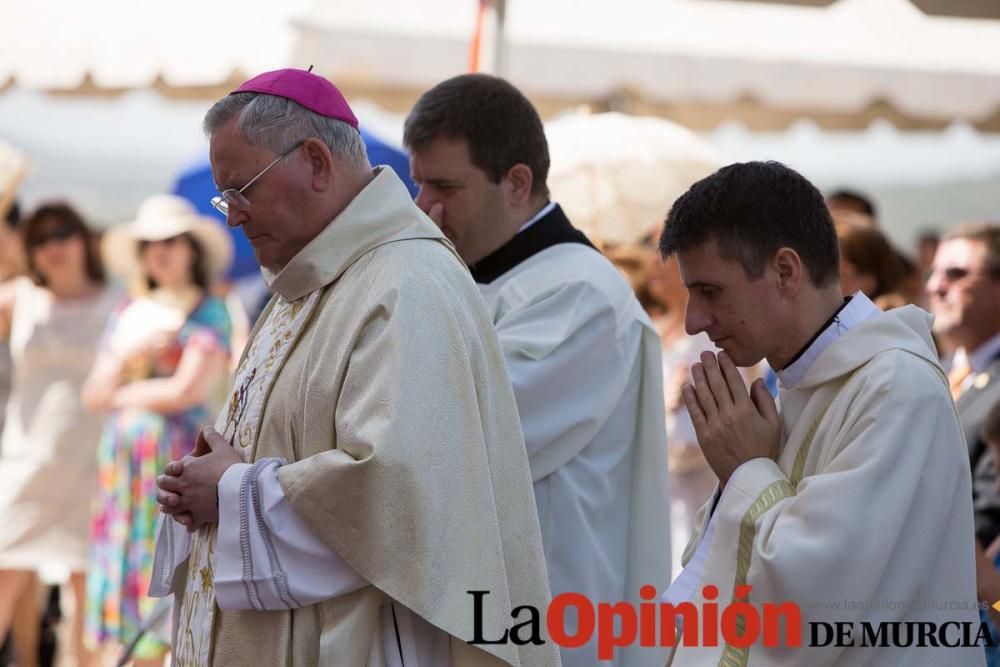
[0,196,237,667]
[0,165,998,666]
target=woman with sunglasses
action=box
[0,202,119,667]
[81,195,233,666]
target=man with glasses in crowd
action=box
[926,223,1000,548]
[152,68,559,666]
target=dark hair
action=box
[403,74,550,197]
[836,222,903,299]
[982,400,1000,446]
[139,232,209,291]
[917,229,940,246]
[604,243,662,315]
[5,202,20,229]
[896,250,917,278]
[827,189,877,218]
[941,221,1000,279]
[659,161,840,287]
[22,202,105,287]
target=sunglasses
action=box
[934,267,993,284]
[29,225,78,247]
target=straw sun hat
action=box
[103,194,233,281]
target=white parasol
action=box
[545,112,722,247]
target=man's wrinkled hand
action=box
[156,458,191,527]
[155,427,240,532]
[682,351,780,486]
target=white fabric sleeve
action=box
[214,458,368,611]
[662,516,717,606]
[494,280,638,481]
[149,512,191,597]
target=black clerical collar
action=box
[469,204,596,284]
[780,296,853,371]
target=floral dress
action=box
[85,295,231,658]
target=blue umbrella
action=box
[173,128,418,280]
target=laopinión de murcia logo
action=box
[468,586,996,660]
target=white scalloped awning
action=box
[3,0,1000,129]
[0,0,306,92]
[291,0,1000,130]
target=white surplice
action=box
[474,206,672,667]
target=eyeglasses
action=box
[210,141,305,215]
[28,224,77,247]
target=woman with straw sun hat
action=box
[82,194,233,666]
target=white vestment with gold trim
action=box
[667,297,984,666]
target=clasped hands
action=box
[682,351,781,487]
[156,426,241,532]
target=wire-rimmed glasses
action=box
[210,140,305,215]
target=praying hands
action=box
[682,350,781,487]
[156,426,241,532]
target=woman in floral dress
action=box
[83,195,233,665]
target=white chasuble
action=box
[152,168,559,666]
[173,290,322,665]
[665,299,984,667]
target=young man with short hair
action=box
[661,161,982,666]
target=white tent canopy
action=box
[0,0,308,91]
[2,0,999,128]
[293,0,1000,129]
[2,0,999,244]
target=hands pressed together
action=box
[682,351,781,487]
[156,426,241,532]
[156,352,777,530]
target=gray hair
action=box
[203,92,369,170]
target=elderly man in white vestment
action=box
[404,74,672,667]
[151,69,560,666]
[658,161,985,666]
